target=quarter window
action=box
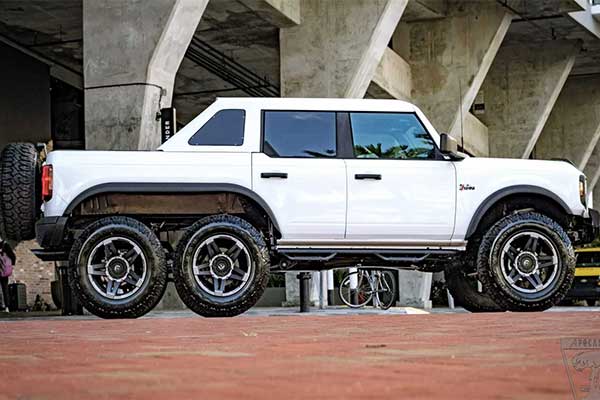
[263,111,337,158]
[188,109,245,146]
[350,113,436,159]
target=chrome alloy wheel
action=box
[86,237,147,300]
[191,234,253,297]
[499,231,559,295]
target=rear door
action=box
[252,111,347,242]
[344,112,456,242]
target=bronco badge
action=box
[459,184,475,191]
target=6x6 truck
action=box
[1,98,598,318]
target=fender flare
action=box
[64,182,282,233]
[464,185,573,239]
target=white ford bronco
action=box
[1,98,598,318]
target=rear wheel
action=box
[378,271,397,310]
[0,143,41,242]
[174,215,270,318]
[477,211,575,312]
[68,217,168,319]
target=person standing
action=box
[0,239,15,312]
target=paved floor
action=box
[0,308,599,399]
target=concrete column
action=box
[482,41,578,159]
[535,76,600,175]
[405,0,513,156]
[83,0,208,150]
[280,0,407,98]
[397,270,432,309]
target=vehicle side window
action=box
[188,109,245,146]
[349,113,436,160]
[263,111,336,158]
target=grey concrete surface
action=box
[483,40,577,159]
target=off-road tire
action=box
[0,143,40,242]
[477,211,575,312]
[174,215,270,318]
[445,267,502,312]
[68,217,168,319]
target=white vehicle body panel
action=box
[251,153,347,240]
[345,159,456,241]
[43,97,588,248]
[43,151,253,217]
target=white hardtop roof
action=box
[213,97,418,113]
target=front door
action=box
[344,112,456,242]
[252,111,346,242]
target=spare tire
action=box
[0,143,41,242]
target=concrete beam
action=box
[84,0,207,150]
[369,47,412,101]
[463,112,489,156]
[239,0,301,27]
[402,0,446,22]
[535,76,600,177]
[569,1,600,39]
[280,0,407,98]
[405,1,513,155]
[482,40,578,159]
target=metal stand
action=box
[56,263,83,316]
[297,272,311,313]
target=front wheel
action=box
[477,211,575,312]
[173,215,270,318]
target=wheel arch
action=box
[465,185,573,240]
[64,183,282,235]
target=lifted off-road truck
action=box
[1,98,598,318]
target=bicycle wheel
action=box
[339,270,373,308]
[377,271,397,310]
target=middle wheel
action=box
[174,215,270,317]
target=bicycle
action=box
[339,268,397,310]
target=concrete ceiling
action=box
[0,0,598,124]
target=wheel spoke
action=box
[124,271,143,287]
[524,236,539,253]
[225,243,242,262]
[505,245,519,262]
[507,268,522,284]
[538,255,556,269]
[526,273,544,291]
[104,240,118,259]
[214,278,225,295]
[124,247,140,264]
[88,264,107,276]
[106,280,120,298]
[193,263,210,276]
[206,240,221,258]
[229,268,248,282]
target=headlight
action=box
[579,175,587,207]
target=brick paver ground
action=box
[1,311,599,399]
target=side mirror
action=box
[440,133,464,160]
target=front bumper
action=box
[570,208,600,245]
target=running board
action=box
[277,248,459,264]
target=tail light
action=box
[42,165,53,201]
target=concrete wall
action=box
[0,42,51,150]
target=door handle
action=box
[261,172,288,179]
[355,174,381,180]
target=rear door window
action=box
[263,111,337,158]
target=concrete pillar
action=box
[397,270,432,309]
[280,0,408,98]
[535,76,600,175]
[483,40,578,159]
[83,0,208,150]
[404,0,513,155]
